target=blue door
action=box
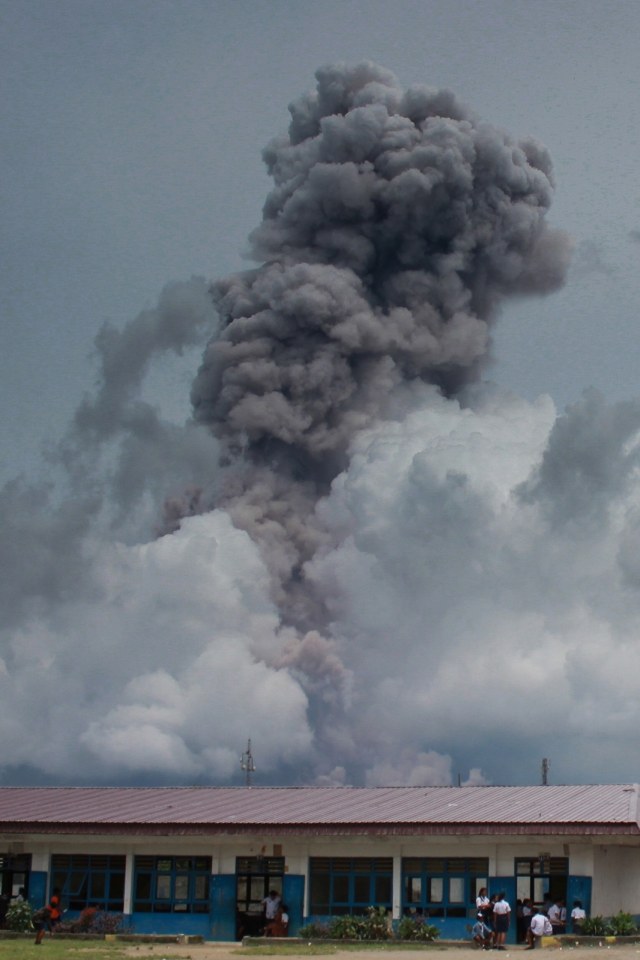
[283,874,305,936]
[210,874,236,941]
[489,877,517,944]
[567,876,592,931]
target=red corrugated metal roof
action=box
[0,784,637,831]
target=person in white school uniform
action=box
[570,900,586,934]
[476,888,493,930]
[525,907,553,948]
[492,892,511,950]
[547,899,566,934]
[476,887,491,912]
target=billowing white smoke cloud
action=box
[2,64,638,787]
[3,383,640,783]
[1,510,312,780]
[305,385,640,783]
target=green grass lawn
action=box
[238,948,339,956]
[0,932,462,960]
[238,947,449,956]
[0,940,171,960]
[0,941,448,960]
[0,943,451,960]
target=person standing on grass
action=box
[48,887,63,931]
[34,888,62,945]
[33,905,52,945]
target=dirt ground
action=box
[121,942,640,960]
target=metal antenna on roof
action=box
[241,739,256,787]
[541,757,550,785]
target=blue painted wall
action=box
[130,912,211,937]
[23,868,600,942]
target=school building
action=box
[1,783,639,941]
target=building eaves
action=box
[1,820,638,839]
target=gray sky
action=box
[1,0,640,788]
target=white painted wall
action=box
[593,845,640,916]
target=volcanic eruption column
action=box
[186,64,571,755]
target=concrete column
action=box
[123,850,134,915]
[392,855,402,920]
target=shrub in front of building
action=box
[298,921,331,939]
[604,912,638,936]
[329,906,392,940]
[582,913,638,937]
[300,906,392,940]
[88,911,129,935]
[4,899,34,932]
[56,910,129,935]
[300,907,440,942]
[396,915,441,941]
[581,916,608,936]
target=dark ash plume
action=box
[191,61,571,626]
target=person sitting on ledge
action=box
[525,907,553,949]
[471,912,493,949]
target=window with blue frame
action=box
[0,852,32,901]
[515,856,568,905]
[309,857,393,916]
[50,854,125,911]
[133,856,211,913]
[402,857,488,919]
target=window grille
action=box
[133,855,211,914]
[309,857,393,916]
[50,854,125,911]
[401,857,489,919]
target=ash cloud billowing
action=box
[7,64,640,790]
[190,62,571,627]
